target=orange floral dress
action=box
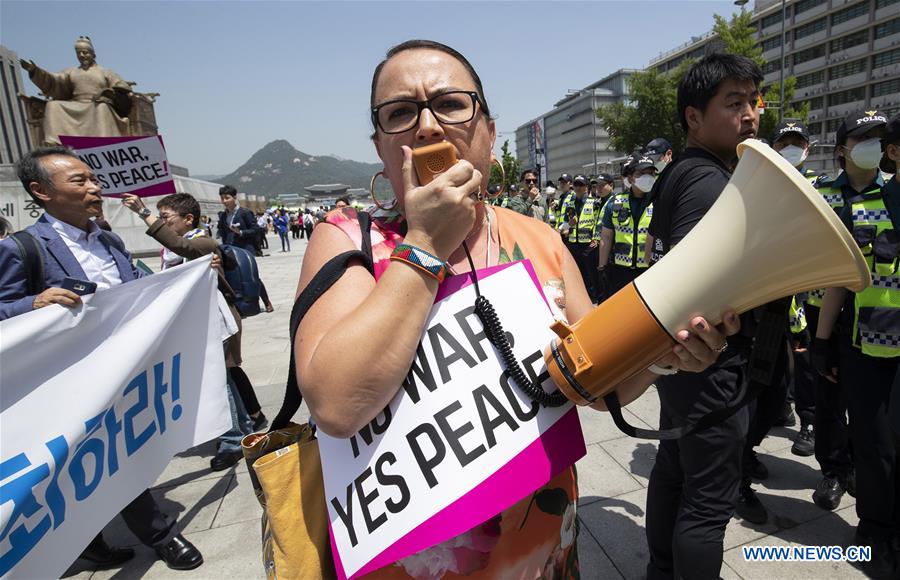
[326,205,579,579]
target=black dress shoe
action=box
[210,450,242,471]
[791,423,815,457]
[735,485,768,525]
[155,534,203,571]
[79,536,135,569]
[748,451,769,480]
[812,476,846,510]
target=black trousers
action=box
[91,489,175,549]
[790,341,817,426]
[647,365,749,580]
[841,343,899,540]
[807,306,853,478]
[568,242,597,301]
[608,264,642,297]
[743,340,790,482]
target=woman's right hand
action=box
[399,145,481,260]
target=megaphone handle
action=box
[602,369,764,440]
[461,242,568,408]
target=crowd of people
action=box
[0,38,898,580]
[484,58,900,577]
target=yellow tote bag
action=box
[242,227,374,579]
[242,425,335,580]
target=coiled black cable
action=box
[462,242,568,408]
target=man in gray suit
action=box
[0,147,203,571]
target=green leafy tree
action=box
[489,140,520,190]
[712,11,763,67]
[713,9,807,140]
[597,65,688,155]
[596,9,807,156]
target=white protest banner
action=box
[318,260,586,579]
[59,135,175,197]
[0,257,231,579]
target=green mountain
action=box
[218,140,382,198]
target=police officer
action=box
[811,110,889,517]
[545,182,558,225]
[770,121,821,456]
[554,173,574,230]
[595,155,657,295]
[587,173,617,302]
[645,137,674,172]
[814,109,894,578]
[557,174,601,300]
[593,172,616,210]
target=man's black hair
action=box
[157,193,201,228]
[15,146,81,207]
[219,184,237,197]
[370,40,491,138]
[520,168,538,181]
[677,54,763,133]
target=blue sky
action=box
[2,1,742,175]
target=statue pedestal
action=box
[18,90,160,147]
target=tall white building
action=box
[515,69,636,183]
[650,0,900,171]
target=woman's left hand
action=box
[655,311,741,373]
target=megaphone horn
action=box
[545,138,870,406]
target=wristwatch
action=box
[138,207,152,218]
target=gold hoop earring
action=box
[369,170,397,210]
[489,157,506,200]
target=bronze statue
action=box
[20,36,133,145]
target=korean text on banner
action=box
[318,260,586,578]
[59,134,175,198]
[0,257,231,579]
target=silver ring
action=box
[714,340,728,353]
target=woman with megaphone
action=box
[292,40,740,578]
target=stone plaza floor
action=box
[65,233,865,579]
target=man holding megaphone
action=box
[639,54,766,580]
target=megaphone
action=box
[545,139,871,406]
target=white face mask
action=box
[654,160,668,172]
[849,138,884,170]
[779,145,808,168]
[634,174,656,193]
[622,177,632,190]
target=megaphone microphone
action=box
[545,139,871,406]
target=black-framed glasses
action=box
[372,91,481,134]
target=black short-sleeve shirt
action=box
[647,147,732,251]
[647,146,750,370]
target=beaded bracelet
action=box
[390,243,448,283]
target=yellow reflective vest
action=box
[558,193,600,244]
[848,189,900,357]
[789,296,807,334]
[807,172,846,308]
[607,192,653,269]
